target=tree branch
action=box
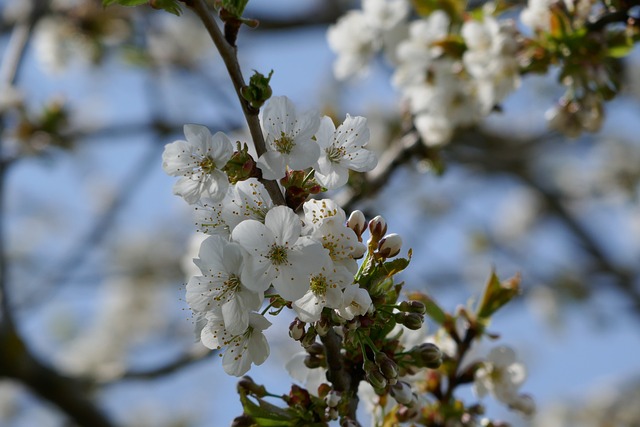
[187,0,286,206]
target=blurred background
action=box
[0,0,639,426]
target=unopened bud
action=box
[375,352,398,381]
[325,406,339,420]
[413,343,442,368]
[307,342,324,356]
[289,319,306,341]
[315,317,331,336]
[301,326,318,348]
[347,210,366,238]
[304,354,323,369]
[231,414,255,427]
[237,376,266,397]
[325,390,341,408]
[377,233,402,258]
[398,300,426,314]
[395,312,423,330]
[390,382,414,406]
[366,368,387,390]
[368,215,387,241]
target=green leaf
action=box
[239,393,296,427]
[102,0,148,7]
[222,0,250,17]
[150,0,182,15]
[476,270,520,320]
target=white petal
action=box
[162,140,191,175]
[222,298,249,336]
[257,151,287,180]
[173,176,202,204]
[264,206,301,246]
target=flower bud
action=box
[325,390,341,408]
[341,418,358,427]
[390,382,415,406]
[304,354,324,369]
[347,210,366,239]
[398,300,426,314]
[395,312,423,330]
[377,233,402,258]
[289,319,306,341]
[306,342,324,356]
[301,326,318,348]
[237,376,267,397]
[325,407,339,420]
[368,215,387,241]
[315,317,331,336]
[413,343,442,368]
[366,368,387,390]
[375,352,398,381]
[231,415,255,427]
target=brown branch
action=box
[187,0,286,206]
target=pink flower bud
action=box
[368,215,387,240]
[347,210,366,238]
[377,233,402,258]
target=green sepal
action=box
[239,392,296,427]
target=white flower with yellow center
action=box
[314,115,377,189]
[231,206,329,301]
[292,260,353,322]
[200,311,271,377]
[474,346,527,403]
[186,236,262,336]
[257,96,321,180]
[162,124,233,204]
[337,285,373,320]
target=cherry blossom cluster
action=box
[328,0,638,143]
[329,0,520,145]
[162,95,379,376]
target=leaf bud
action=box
[347,210,367,239]
[368,215,387,242]
[377,233,402,258]
[398,300,426,314]
[395,312,424,330]
[289,318,306,341]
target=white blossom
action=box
[337,285,373,320]
[327,11,380,80]
[162,124,233,204]
[186,236,262,335]
[231,206,330,301]
[474,346,527,403]
[292,260,353,322]
[303,199,359,273]
[200,311,271,377]
[258,96,321,180]
[314,115,378,189]
[362,0,410,30]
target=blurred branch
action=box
[111,347,215,382]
